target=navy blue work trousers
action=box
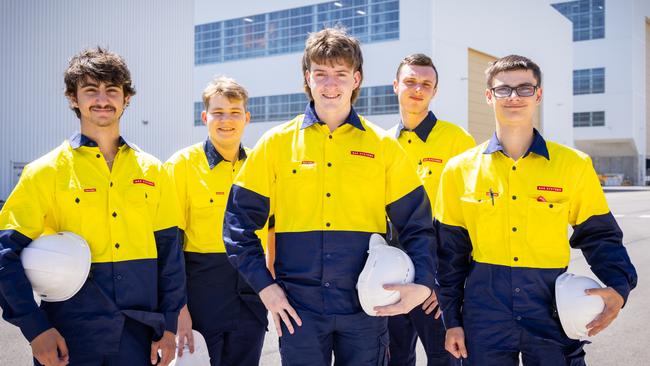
[463,328,586,366]
[34,317,153,366]
[199,303,266,366]
[279,309,389,366]
[388,305,458,366]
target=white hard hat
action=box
[20,232,91,302]
[555,272,605,340]
[357,234,415,316]
[170,330,211,366]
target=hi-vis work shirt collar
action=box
[300,101,365,131]
[203,138,247,169]
[394,111,438,142]
[69,132,139,151]
[483,128,550,160]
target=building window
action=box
[573,111,605,127]
[573,68,605,94]
[194,102,204,126]
[552,0,604,41]
[195,0,400,65]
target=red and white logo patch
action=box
[422,157,443,164]
[537,185,562,192]
[215,192,225,195]
[83,188,96,193]
[301,160,315,165]
[485,191,500,197]
[133,179,155,187]
[350,151,375,159]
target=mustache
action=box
[90,105,116,111]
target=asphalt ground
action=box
[1,190,648,365]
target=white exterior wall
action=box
[0,0,194,200]
[543,0,650,184]
[194,0,572,149]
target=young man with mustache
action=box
[0,47,185,366]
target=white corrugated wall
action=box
[0,0,194,199]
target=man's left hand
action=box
[585,287,625,337]
[151,330,176,365]
[374,283,431,316]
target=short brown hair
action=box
[396,53,439,88]
[302,27,364,103]
[485,54,542,88]
[64,47,136,118]
[202,76,249,111]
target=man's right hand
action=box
[445,326,468,359]
[258,283,302,337]
[31,328,69,366]
[176,304,194,356]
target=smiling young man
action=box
[0,47,185,366]
[165,77,268,366]
[387,53,474,366]
[434,55,637,365]
[223,28,437,366]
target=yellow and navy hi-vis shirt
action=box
[0,133,185,352]
[224,103,437,315]
[434,129,637,347]
[389,111,475,212]
[164,140,268,332]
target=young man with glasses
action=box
[387,53,474,366]
[434,55,637,365]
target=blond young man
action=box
[223,28,437,366]
[165,77,268,366]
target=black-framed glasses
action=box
[490,85,538,98]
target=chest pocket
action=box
[526,198,569,265]
[275,162,318,226]
[55,188,103,233]
[125,185,159,215]
[188,192,225,248]
[459,194,503,262]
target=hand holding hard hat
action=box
[555,272,624,339]
[357,233,419,316]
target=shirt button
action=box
[516,316,522,321]
[325,222,331,227]
[428,170,432,175]
[549,204,554,208]
[408,139,412,144]
[324,282,330,287]
[418,161,422,165]
[112,212,117,218]
[326,192,331,197]
[512,166,517,171]
[327,162,332,167]
[512,227,517,232]
[512,195,517,200]
[292,169,297,174]
[513,256,519,262]
[329,135,333,139]
[110,182,113,187]
[325,254,331,259]
[210,198,214,203]
[114,243,120,249]
[96,154,101,158]
[75,197,80,204]
[116,275,122,280]
[515,287,521,293]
